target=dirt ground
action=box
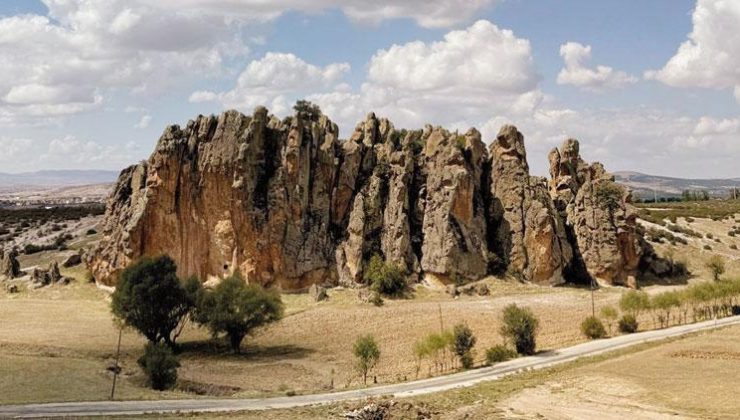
[496,324,740,419]
[2,208,739,409]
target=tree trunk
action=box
[230,333,245,354]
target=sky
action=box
[0,0,738,178]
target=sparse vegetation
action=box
[485,345,517,365]
[363,254,407,298]
[500,304,539,355]
[452,323,476,369]
[599,306,618,336]
[705,255,726,281]
[353,334,380,385]
[580,316,606,339]
[194,275,284,353]
[111,256,194,347]
[619,290,650,318]
[618,314,639,333]
[137,342,180,390]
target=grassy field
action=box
[2,200,740,414]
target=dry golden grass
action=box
[2,207,737,406]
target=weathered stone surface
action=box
[489,126,572,285]
[419,128,490,281]
[90,107,663,289]
[30,261,63,288]
[308,283,328,302]
[548,139,642,286]
[62,252,83,268]
[0,249,22,279]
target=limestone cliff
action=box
[90,107,659,288]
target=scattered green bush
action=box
[363,254,407,297]
[500,304,539,355]
[452,323,476,369]
[485,345,517,365]
[353,334,380,385]
[599,305,619,335]
[618,314,639,333]
[138,342,180,390]
[706,255,726,281]
[580,316,607,339]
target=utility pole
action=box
[110,327,123,400]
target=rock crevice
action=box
[90,108,660,289]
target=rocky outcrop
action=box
[0,249,22,279]
[90,107,664,289]
[489,126,572,285]
[548,139,642,286]
[30,261,65,288]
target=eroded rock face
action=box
[489,126,572,285]
[548,139,642,286]
[0,249,22,279]
[90,108,657,289]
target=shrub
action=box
[195,275,283,353]
[500,304,539,355]
[705,255,726,281]
[353,334,380,385]
[86,228,97,235]
[111,256,193,346]
[595,182,624,213]
[485,345,517,365]
[619,290,650,317]
[580,316,607,339]
[599,305,619,335]
[731,244,738,250]
[363,254,407,297]
[138,342,180,390]
[452,323,476,369]
[618,314,639,333]
[704,245,712,250]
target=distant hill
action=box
[0,170,120,188]
[614,171,740,200]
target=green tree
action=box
[651,291,681,328]
[619,290,650,317]
[111,256,193,347]
[293,99,322,121]
[705,255,726,281]
[599,305,619,336]
[618,314,638,333]
[500,304,539,355]
[452,323,476,369]
[196,275,284,353]
[353,334,380,385]
[137,342,180,390]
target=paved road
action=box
[2,315,739,418]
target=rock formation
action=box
[90,107,664,289]
[548,139,642,287]
[489,126,573,285]
[0,249,22,279]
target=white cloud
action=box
[646,0,740,101]
[328,20,541,130]
[135,115,152,129]
[557,42,637,90]
[693,117,740,136]
[190,52,350,115]
[196,20,542,136]
[145,0,493,28]
[0,137,33,163]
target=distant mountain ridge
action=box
[614,171,740,199]
[0,170,120,187]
